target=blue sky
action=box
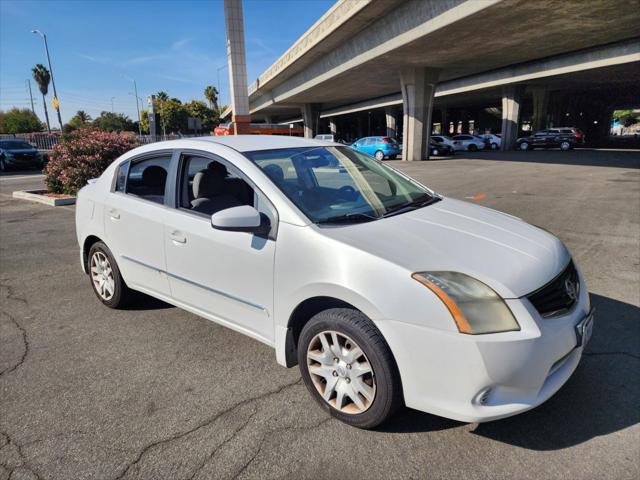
[0,0,334,124]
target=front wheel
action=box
[0,158,6,172]
[431,148,439,156]
[560,141,572,151]
[298,308,402,429]
[87,241,134,308]
[491,142,498,150]
[374,150,385,161]
[519,142,530,151]
[468,144,478,152]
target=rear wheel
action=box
[388,154,397,160]
[560,141,571,151]
[87,241,134,308]
[519,141,530,151]
[298,308,402,429]
[468,144,478,152]
[0,158,6,172]
[374,150,385,161]
[491,142,498,150]
[431,148,440,156]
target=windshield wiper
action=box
[382,194,441,218]
[316,212,379,224]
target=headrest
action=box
[193,162,227,199]
[142,165,167,187]
[263,163,284,183]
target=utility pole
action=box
[31,29,63,130]
[110,97,115,113]
[26,79,35,115]
[123,75,143,136]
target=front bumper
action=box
[377,271,592,423]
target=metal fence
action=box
[0,133,207,151]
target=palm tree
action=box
[32,64,51,133]
[75,110,91,123]
[204,86,219,111]
[156,91,169,101]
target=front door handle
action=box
[109,209,120,220]
[170,231,187,244]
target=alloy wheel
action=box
[520,142,529,150]
[90,251,115,301]
[560,141,570,151]
[374,150,384,161]
[306,330,376,414]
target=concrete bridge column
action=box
[501,85,523,151]
[301,103,320,139]
[329,118,337,136]
[400,67,439,161]
[532,87,550,131]
[385,107,397,139]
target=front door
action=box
[162,152,277,343]
[104,153,173,296]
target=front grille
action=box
[527,260,579,318]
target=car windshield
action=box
[0,140,33,150]
[245,146,438,224]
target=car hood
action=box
[319,197,569,298]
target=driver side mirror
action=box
[211,205,270,235]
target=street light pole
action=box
[110,97,115,113]
[31,29,63,130]
[123,75,143,136]
[26,79,36,115]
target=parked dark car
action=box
[429,140,454,156]
[0,140,44,171]
[516,127,585,151]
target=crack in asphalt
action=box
[113,378,302,480]
[187,407,259,480]
[583,351,640,360]
[0,312,29,378]
[232,416,332,480]
[0,430,43,480]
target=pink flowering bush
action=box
[44,128,138,195]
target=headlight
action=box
[412,272,519,334]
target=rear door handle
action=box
[109,209,120,220]
[170,231,187,244]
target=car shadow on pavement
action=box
[120,292,175,311]
[381,293,640,449]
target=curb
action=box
[12,190,76,207]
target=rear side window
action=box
[115,162,129,192]
[125,156,172,204]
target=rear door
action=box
[104,152,174,296]
[162,150,277,343]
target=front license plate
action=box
[575,310,595,347]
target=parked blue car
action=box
[350,136,401,160]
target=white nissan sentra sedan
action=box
[75,135,593,428]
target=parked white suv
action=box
[76,135,593,428]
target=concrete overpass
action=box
[224,0,640,159]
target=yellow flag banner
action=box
[52,96,59,110]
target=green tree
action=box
[184,100,219,132]
[93,111,136,132]
[159,98,189,133]
[156,91,169,101]
[67,110,92,130]
[204,86,219,112]
[32,64,51,133]
[0,108,43,134]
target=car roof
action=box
[187,135,337,152]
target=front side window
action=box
[178,154,278,236]
[125,156,171,204]
[245,146,438,224]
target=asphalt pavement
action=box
[1,149,639,479]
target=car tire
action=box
[468,144,478,152]
[298,308,402,429]
[519,142,530,151]
[298,308,403,429]
[431,148,439,156]
[388,154,397,160]
[87,241,134,309]
[491,142,498,150]
[374,150,385,161]
[560,141,572,151]
[0,158,6,172]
